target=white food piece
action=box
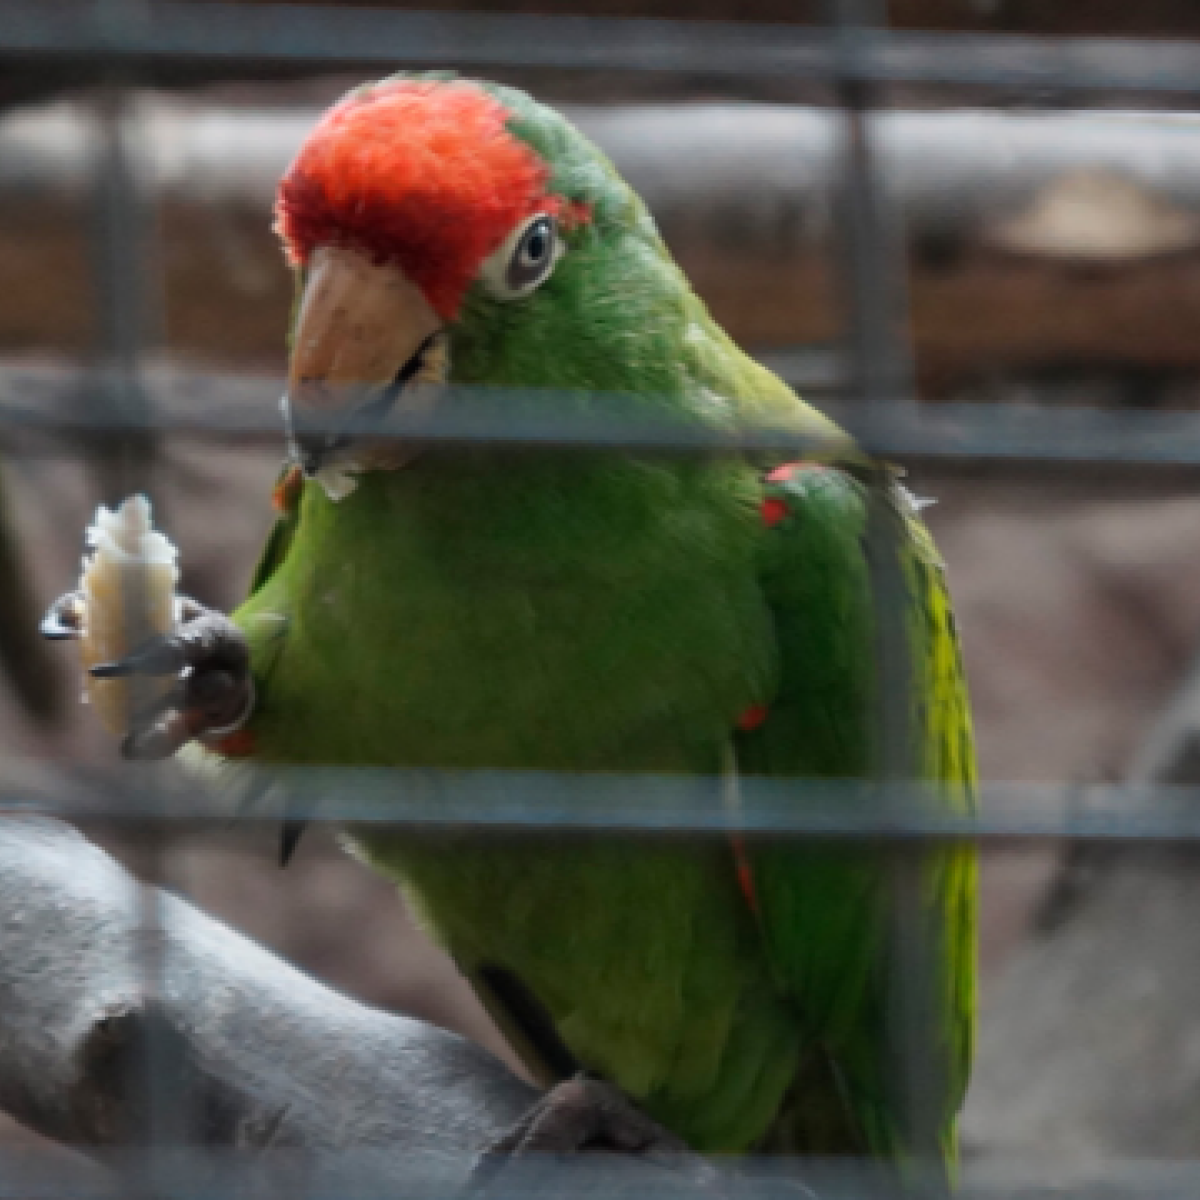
[78,495,180,736]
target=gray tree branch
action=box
[0,811,729,1196]
[0,812,541,1193]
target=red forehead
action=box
[275,79,562,319]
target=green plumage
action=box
[220,76,976,1176]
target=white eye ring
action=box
[481,213,561,299]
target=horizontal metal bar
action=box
[5,372,1200,466]
[0,1146,1195,1200]
[0,378,853,457]
[852,402,1200,466]
[11,760,1200,840]
[6,2,1200,99]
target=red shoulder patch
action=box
[737,704,770,732]
[760,497,787,528]
[759,460,809,527]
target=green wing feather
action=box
[735,463,976,1177]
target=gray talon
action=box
[40,592,84,641]
[472,1075,723,1193]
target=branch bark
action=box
[0,811,546,1192]
[0,808,736,1196]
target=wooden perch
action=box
[0,809,1181,1199]
[5,103,1200,391]
[0,811,722,1196]
[0,812,536,1190]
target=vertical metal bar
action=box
[826,0,916,428]
[88,92,160,501]
[863,484,947,1193]
[825,0,940,1191]
[87,0,179,1192]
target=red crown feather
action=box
[276,79,576,319]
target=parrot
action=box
[44,74,976,1181]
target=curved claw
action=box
[42,587,255,761]
[91,608,252,682]
[88,661,128,679]
[40,592,84,641]
[90,637,186,679]
[118,624,254,761]
[473,1076,720,1193]
[120,707,196,761]
[280,819,308,867]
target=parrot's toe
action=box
[471,1076,721,1192]
[40,591,84,640]
[92,603,254,760]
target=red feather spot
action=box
[760,497,788,528]
[275,79,587,320]
[272,464,304,515]
[560,199,594,228]
[731,835,760,915]
[213,728,256,759]
[737,704,770,732]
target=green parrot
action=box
[49,74,976,1179]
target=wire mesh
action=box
[4,0,1200,1197]
[7,2,1200,99]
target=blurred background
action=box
[6,0,1200,1185]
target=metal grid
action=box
[3,1,1200,1197]
[12,1,1200,98]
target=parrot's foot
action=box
[472,1076,719,1191]
[41,591,252,759]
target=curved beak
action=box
[284,244,445,493]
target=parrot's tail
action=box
[761,1047,959,1192]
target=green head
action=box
[273,72,717,499]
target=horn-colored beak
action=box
[284,244,444,488]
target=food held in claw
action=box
[78,495,179,735]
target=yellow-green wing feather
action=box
[735,464,976,1179]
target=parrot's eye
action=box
[482,213,561,299]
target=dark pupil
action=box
[506,218,554,291]
[523,225,548,263]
